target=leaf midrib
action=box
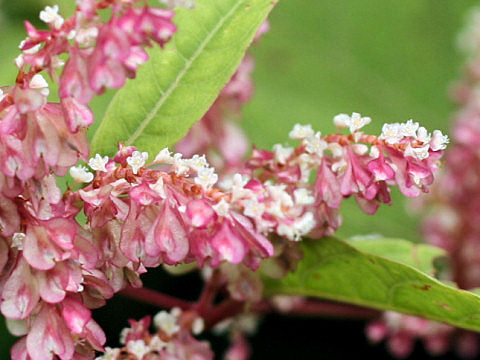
[124,0,244,146]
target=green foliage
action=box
[264,237,480,331]
[91,0,276,157]
[346,235,446,275]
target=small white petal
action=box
[289,124,314,140]
[70,165,94,183]
[88,154,109,172]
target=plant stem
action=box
[120,286,379,327]
[194,269,221,314]
[119,286,192,310]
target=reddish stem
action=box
[194,270,221,314]
[119,286,192,311]
[120,286,380,328]
[203,299,245,328]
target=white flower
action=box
[126,340,149,359]
[127,151,148,174]
[430,130,449,151]
[277,212,316,242]
[95,347,120,360]
[119,328,129,345]
[379,123,403,144]
[331,159,348,173]
[328,143,344,158]
[292,212,316,241]
[154,147,174,164]
[149,335,168,351]
[276,223,294,240]
[352,144,369,155]
[14,55,24,69]
[192,317,205,335]
[242,199,265,218]
[75,27,99,46]
[39,5,64,29]
[12,232,25,250]
[304,132,327,155]
[69,165,94,183]
[153,311,180,336]
[160,0,195,9]
[399,119,419,137]
[194,167,218,190]
[416,126,431,143]
[230,173,252,201]
[149,177,166,198]
[369,145,380,159]
[273,144,294,164]
[404,143,430,160]
[268,185,294,207]
[88,154,109,172]
[213,199,230,217]
[173,153,189,175]
[344,112,371,133]
[289,124,314,140]
[293,188,315,205]
[187,154,208,172]
[333,113,350,129]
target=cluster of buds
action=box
[96,308,212,360]
[14,0,176,136]
[0,1,177,359]
[366,8,480,359]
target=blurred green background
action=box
[0,0,478,358]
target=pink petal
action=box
[1,258,39,319]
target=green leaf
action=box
[264,237,480,332]
[346,235,446,275]
[91,0,276,157]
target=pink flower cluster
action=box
[0,1,177,359]
[244,115,447,237]
[96,308,213,360]
[367,311,480,359]
[79,146,274,271]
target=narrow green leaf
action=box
[264,237,480,332]
[91,0,276,157]
[346,235,446,275]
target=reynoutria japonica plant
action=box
[4,1,480,359]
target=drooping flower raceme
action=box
[244,114,447,237]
